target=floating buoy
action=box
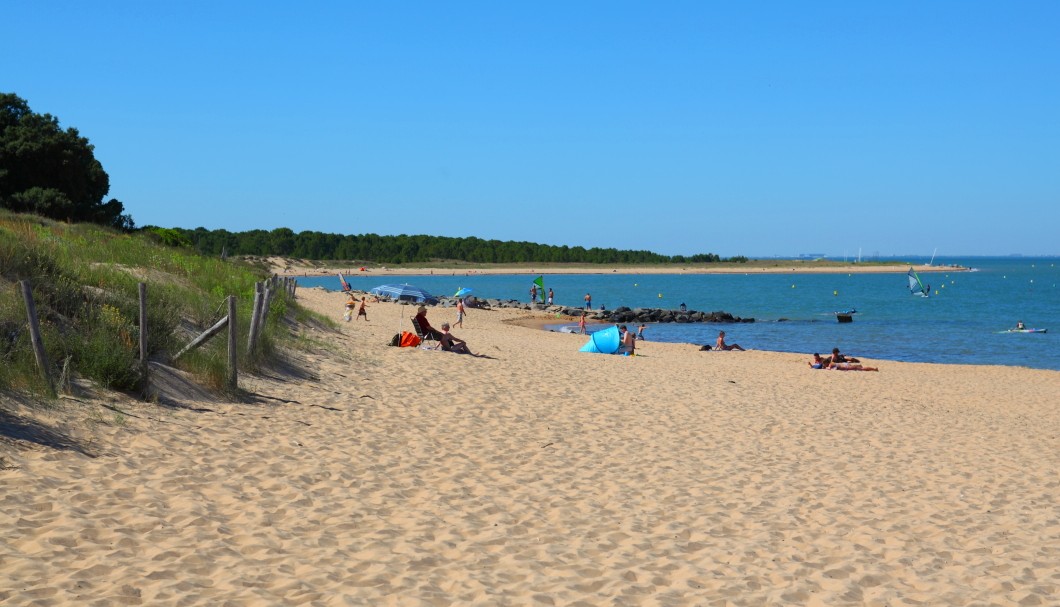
[658,293,663,298]
[792,284,796,288]
[833,290,838,296]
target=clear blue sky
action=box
[5,1,1059,257]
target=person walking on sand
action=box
[715,330,745,351]
[356,297,368,321]
[454,298,467,328]
[578,311,587,335]
[343,293,356,322]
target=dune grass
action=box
[0,210,322,399]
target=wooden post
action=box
[247,283,263,353]
[172,315,229,361]
[258,285,273,340]
[19,280,55,397]
[138,282,148,367]
[227,295,237,390]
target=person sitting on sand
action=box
[439,322,480,356]
[414,306,444,340]
[618,325,636,355]
[830,347,859,364]
[716,331,745,351]
[809,353,825,369]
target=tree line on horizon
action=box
[157,226,746,266]
[1,92,744,266]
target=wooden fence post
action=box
[19,280,55,397]
[227,295,238,390]
[258,284,273,341]
[247,283,263,352]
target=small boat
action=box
[998,328,1048,334]
[835,309,857,323]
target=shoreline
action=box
[263,256,964,277]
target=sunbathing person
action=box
[829,361,879,371]
[439,323,482,356]
[618,325,636,355]
[830,347,859,363]
[715,331,745,351]
[414,306,444,340]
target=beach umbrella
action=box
[454,287,473,298]
[368,283,439,304]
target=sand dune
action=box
[2,287,1057,605]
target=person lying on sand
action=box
[830,347,859,363]
[810,353,877,371]
[829,361,878,371]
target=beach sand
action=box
[2,288,1058,605]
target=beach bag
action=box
[399,331,421,348]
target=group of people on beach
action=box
[343,293,369,322]
[413,305,486,357]
[809,348,878,371]
[529,285,555,305]
[349,289,878,369]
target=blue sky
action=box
[5,2,1059,257]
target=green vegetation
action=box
[1,93,132,230]
[167,227,747,266]
[0,209,316,399]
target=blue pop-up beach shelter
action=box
[579,326,621,354]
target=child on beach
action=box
[356,297,368,321]
[343,294,356,322]
[578,312,587,334]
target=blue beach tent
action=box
[579,326,621,354]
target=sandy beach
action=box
[2,288,1058,606]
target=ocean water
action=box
[297,257,1060,371]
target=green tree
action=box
[0,93,132,229]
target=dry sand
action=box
[2,288,1058,606]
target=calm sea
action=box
[297,257,1060,371]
